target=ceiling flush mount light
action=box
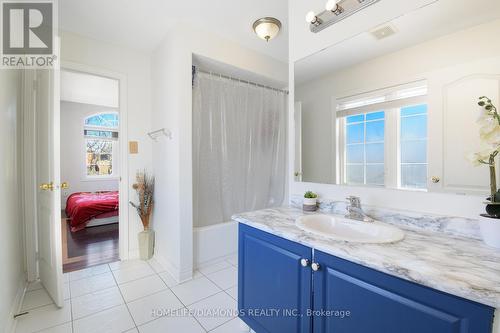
[307,0,381,33]
[253,17,282,42]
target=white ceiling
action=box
[59,0,289,62]
[295,0,500,85]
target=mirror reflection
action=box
[294,0,500,195]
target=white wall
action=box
[60,101,120,208]
[0,70,25,332]
[61,70,119,108]
[61,31,152,257]
[151,26,288,281]
[290,17,500,219]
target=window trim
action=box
[84,112,119,130]
[398,104,429,191]
[342,112,386,186]
[338,100,428,191]
[83,112,119,179]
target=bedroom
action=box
[60,69,121,272]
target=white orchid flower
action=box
[467,146,496,166]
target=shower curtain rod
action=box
[196,69,289,94]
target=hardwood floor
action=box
[62,213,119,273]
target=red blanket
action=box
[66,191,119,232]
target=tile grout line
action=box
[69,263,172,329]
[133,262,198,331]
[201,268,237,292]
[151,262,221,333]
[186,290,236,333]
[70,270,157,300]
[23,259,238,333]
[109,264,140,331]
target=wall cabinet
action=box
[238,224,494,333]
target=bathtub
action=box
[193,221,238,268]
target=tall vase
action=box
[479,215,500,249]
[138,228,155,260]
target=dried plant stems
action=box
[130,170,155,230]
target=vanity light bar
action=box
[307,0,382,33]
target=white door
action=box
[294,102,303,182]
[35,68,64,307]
[427,56,500,195]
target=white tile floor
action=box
[16,254,252,333]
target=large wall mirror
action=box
[294,0,500,195]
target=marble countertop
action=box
[232,206,500,308]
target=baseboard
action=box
[127,249,139,260]
[195,252,237,269]
[5,277,27,333]
[153,253,192,283]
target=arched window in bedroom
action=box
[83,113,119,177]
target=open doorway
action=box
[60,69,121,272]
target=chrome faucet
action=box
[345,196,374,222]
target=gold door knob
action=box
[39,182,54,191]
[431,176,440,184]
[61,182,69,190]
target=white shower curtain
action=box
[193,72,287,228]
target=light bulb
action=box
[306,11,317,23]
[325,0,339,11]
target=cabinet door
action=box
[238,224,312,333]
[313,250,494,333]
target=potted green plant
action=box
[130,170,155,259]
[468,96,500,248]
[303,191,318,212]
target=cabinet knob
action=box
[300,258,310,267]
[311,262,321,271]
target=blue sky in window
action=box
[401,164,427,188]
[346,114,364,123]
[366,164,384,185]
[401,115,427,140]
[347,145,364,163]
[366,111,384,121]
[366,143,384,163]
[346,123,364,144]
[85,113,119,128]
[366,121,384,142]
[401,140,427,163]
[346,111,385,144]
[401,104,427,117]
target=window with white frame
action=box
[84,113,119,177]
[338,81,428,190]
[400,104,428,189]
[345,111,385,186]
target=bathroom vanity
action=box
[233,207,500,333]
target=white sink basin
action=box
[296,214,405,244]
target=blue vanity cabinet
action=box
[312,250,495,333]
[238,224,312,333]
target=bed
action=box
[65,191,119,232]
